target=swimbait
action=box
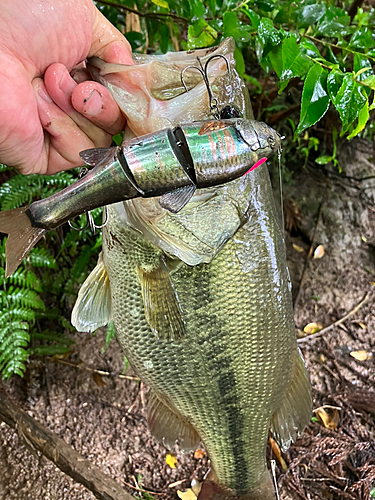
[0,118,280,277]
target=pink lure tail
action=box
[0,207,45,277]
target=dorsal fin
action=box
[79,147,115,167]
[71,252,112,333]
[159,184,196,213]
[137,257,185,342]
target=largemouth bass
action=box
[0,118,279,277]
[77,38,312,500]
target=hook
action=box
[68,166,109,234]
[181,54,230,119]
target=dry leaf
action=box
[303,322,323,335]
[269,437,287,471]
[177,489,197,500]
[313,244,325,259]
[350,350,372,361]
[166,453,177,469]
[293,244,304,253]
[194,448,206,459]
[314,407,340,431]
[361,235,368,243]
[352,321,367,330]
[93,373,106,387]
[370,282,375,286]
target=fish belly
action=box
[102,169,300,495]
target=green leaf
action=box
[327,71,344,101]
[257,18,283,58]
[296,64,330,135]
[361,75,375,90]
[299,39,321,58]
[188,0,205,19]
[293,3,326,27]
[317,6,350,37]
[151,0,169,8]
[315,155,333,165]
[240,7,260,30]
[353,54,373,96]
[280,36,313,82]
[347,100,369,139]
[267,45,283,78]
[349,27,375,50]
[325,46,340,66]
[187,19,217,49]
[234,46,245,77]
[332,74,367,134]
[223,12,251,44]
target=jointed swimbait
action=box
[0,118,280,277]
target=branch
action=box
[95,0,189,24]
[0,390,134,500]
[298,290,372,343]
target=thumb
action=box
[89,6,133,65]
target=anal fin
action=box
[159,184,196,214]
[270,349,312,451]
[148,392,200,450]
[71,252,112,333]
[137,257,185,342]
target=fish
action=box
[71,37,312,500]
[0,118,280,278]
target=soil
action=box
[0,138,374,500]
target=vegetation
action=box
[1,0,374,378]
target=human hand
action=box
[0,0,132,175]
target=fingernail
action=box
[82,89,103,116]
[59,71,76,94]
[38,87,53,103]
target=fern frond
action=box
[0,346,29,379]
[0,288,45,309]
[31,331,74,345]
[27,247,57,269]
[0,308,36,323]
[0,329,30,353]
[0,322,29,342]
[0,268,42,291]
[0,164,10,172]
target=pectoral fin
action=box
[148,392,200,450]
[137,258,185,342]
[270,349,312,451]
[71,252,112,333]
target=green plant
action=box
[0,166,103,379]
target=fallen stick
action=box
[297,291,372,343]
[0,390,134,500]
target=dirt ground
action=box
[0,137,374,500]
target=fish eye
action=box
[268,136,276,147]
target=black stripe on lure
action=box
[0,118,281,277]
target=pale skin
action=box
[0,0,133,175]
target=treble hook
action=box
[68,167,109,234]
[181,54,230,119]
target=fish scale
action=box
[100,166,308,499]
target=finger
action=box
[44,64,116,143]
[32,78,112,174]
[89,8,133,65]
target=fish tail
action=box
[0,207,46,277]
[197,473,276,500]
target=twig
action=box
[0,390,134,500]
[298,291,372,343]
[46,356,140,382]
[294,190,326,311]
[95,0,189,24]
[118,477,164,495]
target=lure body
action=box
[0,118,280,276]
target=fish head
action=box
[235,120,282,155]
